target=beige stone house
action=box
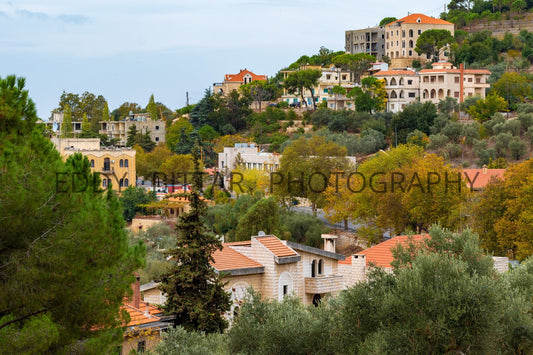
[374,62,491,112]
[51,137,136,192]
[99,113,166,147]
[385,13,455,68]
[213,69,268,96]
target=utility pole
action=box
[186,92,190,107]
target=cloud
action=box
[58,14,89,24]
[16,9,49,20]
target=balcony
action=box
[305,275,343,294]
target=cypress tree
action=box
[158,149,231,333]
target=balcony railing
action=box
[305,275,343,294]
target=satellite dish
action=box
[258,231,266,236]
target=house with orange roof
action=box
[385,13,455,68]
[213,69,268,96]
[120,275,171,355]
[462,166,506,191]
[140,234,348,324]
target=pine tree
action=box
[147,93,159,121]
[61,104,73,138]
[158,149,231,333]
[126,124,138,147]
[0,75,144,352]
[102,101,110,121]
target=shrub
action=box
[508,137,527,160]
[445,143,462,159]
[473,139,496,165]
[427,134,450,150]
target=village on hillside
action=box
[4,1,533,353]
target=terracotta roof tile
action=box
[338,256,352,265]
[359,235,428,268]
[462,169,506,189]
[375,70,417,76]
[257,236,298,257]
[225,69,267,83]
[211,244,263,271]
[387,13,453,26]
[123,301,162,327]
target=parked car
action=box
[289,102,301,108]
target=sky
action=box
[0,0,449,119]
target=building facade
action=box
[345,26,386,60]
[99,113,166,147]
[385,13,455,68]
[218,143,280,176]
[51,137,136,191]
[374,62,491,112]
[213,69,268,96]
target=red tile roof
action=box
[462,169,506,189]
[225,69,267,83]
[123,301,162,327]
[338,256,352,265]
[387,13,453,26]
[257,236,298,257]
[375,70,417,76]
[359,235,428,268]
[211,244,263,271]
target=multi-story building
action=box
[345,26,386,60]
[99,113,166,147]
[374,62,491,112]
[385,13,455,68]
[51,137,136,191]
[218,143,280,176]
[280,65,353,108]
[213,69,268,96]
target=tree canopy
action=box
[415,29,455,62]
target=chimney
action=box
[483,164,487,174]
[459,63,465,103]
[321,234,338,253]
[130,273,141,309]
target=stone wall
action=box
[461,13,533,38]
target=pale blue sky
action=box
[0,0,448,119]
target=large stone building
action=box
[99,113,166,147]
[374,62,491,112]
[213,69,268,96]
[51,137,136,191]
[385,13,455,68]
[218,143,280,176]
[345,26,386,60]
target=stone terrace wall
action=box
[461,13,533,38]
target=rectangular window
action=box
[155,125,159,130]
[455,76,460,83]
[283,285,288,295]
[418,30,421,35]
[138,341,146,353]
[468,78,473,82]
[454,91,460,98]
[408,92,416,98]
[408,80,413,85]
[323,88,328,93]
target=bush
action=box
[473,139,496,165]
[277,101,289,108]
[430,113,452,135]
[441,121,464,142]
[462,122,480,146]
[494,132,514,157]
[494,119,521,136]
[518,112,533,132]
[483,113,506,135]
[509,137,528,160]
[427,134,450,150]
[280,211,328,248]
[152,326,229,355]
[327,116,347,132]
[445,143,462,159]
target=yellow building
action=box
[385,13,455,68]
[51,138,136,192]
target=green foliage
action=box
[283,69,322,109]
[347,76,387,113]
[158,155,231,332]
[473,138,497,165]
[391,101,437,144]
[492,72,533,107]
[467,94,508,122]
[406,129,429,148]
[379,16,397,26]
[332,53,375,84]
[119,186,157,221]
[415,29,455,62]
[280,211,328,248]
[60,104,72,138]
[146,93,159,120]
[427,133,450,150]
[234,197,281,240]
[0,78,144,352]
[151,326,229,355]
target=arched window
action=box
[311,260,317,278]
[103,158,110,171]
[318,259,324,275]
[102,179,107,187]
[399,78,404,86]
[119,159,124,167]
[431,89,436,99]
[390,90,397,99]
[390,77,397,86]
[120,179,124,187]
[400,90,405,98]
[125,159,129,167]
[409,40,413,48]
[125,178,129,187]
[278,272,294,301]
[90,159,94,168]
[383,78,388,86]
[409,29,413,37]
